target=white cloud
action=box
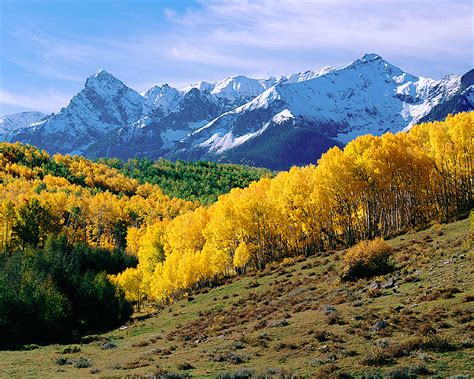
[11,0,474,83]
[167,0,472,60]
[118,0,473,83]
[2,0,472,115]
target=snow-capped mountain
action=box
[182,75,275,108]
[11,70,144,154]
[414,68,474,125]
[4,54,473,169]
[171,54,473,168]
[87,86,221,159]
[84,67,337,159]
[180,67,335,108]
[0,111,46,141]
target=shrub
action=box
[216,368,255,379]
[385,365,430,378]
[74,357,91,368]
[177,362,194,370]
[341,238,393,280]
[314,330,331,342]
[325,313,342,325]
[421,334,456,352]
[313,364,347,379]
[361,347,394,366]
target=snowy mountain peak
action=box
[175,68,339,110]
[360,53,382,62]
[79,69,143,111]
[144,83,178,98]
[182,80,214,93]
[87,69,117,82]
[7,69,145,154]
[284,66,336,83]
[144,84,181,116]
[5,54,472,170]
[342,52,409,81]
[345,53,390,70]
[84,69,127,95]
[0,111,46,140]
[316,65,336,76]
[94,68,107,76]
[211,75,269,100]
[173,55,472,169]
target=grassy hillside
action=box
[1,218,472,378]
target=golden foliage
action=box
[0,144,198,252]
[233,242,254,268]
[1,112,472,301]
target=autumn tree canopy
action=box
[1,112,472,305]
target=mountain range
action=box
[2,53,472,170]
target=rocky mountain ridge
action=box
[4,54,472,169]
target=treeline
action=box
[98,157,271,205]
[110,113,472,303]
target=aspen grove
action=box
[0,112,472,307]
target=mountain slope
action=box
[0,111,46,140]
[5,54,473,168]
[0,218,471,377]
[175,54,471,169]
[415,69,474,124]
[85,69,336,160]
[12,70,144,154]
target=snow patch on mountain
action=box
[0,111,46,140]
[179,66,335,111]
[284,65,336,83]
[272,109,294,123]
[7,55,472,168]
[401,74,462,129]
[183,53,471,155]
[160,128,190,150]
[11,70,144,153]
[198,119,272,154]
[160,120,209,150]
[143,84,182,117]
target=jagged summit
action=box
[8,68,144,154]
[343,53,390,70]
[84,69,127,94]
[94,68,107,76]
[86,69,119,83]
[340,52,411,82]
[345,53,389,69]
[170,55,471,169]
[359,53,382,62]
[3,53,472,169]
[316,65,336,76]
[182,80,214,93]
[0,111,46,140]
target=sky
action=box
[0,0,473,115]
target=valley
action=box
[1,1,472,378]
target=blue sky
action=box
[1,0,473,115]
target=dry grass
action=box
[0,218,472,378]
